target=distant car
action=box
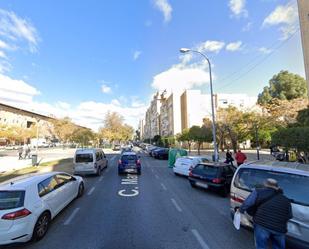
[73,148,108,176]
[0,172,84,245]
[173,156,212,177]
[153,148,169,160]
[148,147,159,156]
[113,145,121,151]
[118,152,141,175]
[188,162,236,197]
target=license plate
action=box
[126,169,135,172]
[196,182,208,189]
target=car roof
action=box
[240,160,309,175]
[121,152,137,156]
[0,171,66,190]
[75,148,101,154]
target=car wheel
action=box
[32,212,51,241]
[97,167,101,176]
[77,182,84,198]
[190,181,197,188]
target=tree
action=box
[258,70,307,105]
[297,106,309,126]
[98,112,134,143]
[52,117,77,142]
[176,128,193,152]
[71,127,95,147]
[189,125,212,155]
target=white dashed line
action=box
[63,208,80,225]
[87,186,95,196]
[171,198,182,212]
[160,183,167,190]
[191,229,210,249]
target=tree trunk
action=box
[197,142,201,155]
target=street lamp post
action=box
[180,48,219,162]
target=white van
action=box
[173,156,212,176]
[230,161,309,248]
[73,148,108,176]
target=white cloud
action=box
[133,50,142,61]
[263,2,298,40]
[0,51,6,59]
[131,96,144,108]
[0,74,147,130]
[259,47,272,54]
[242,22,252,32]
[0,61,11,73]
[0,9,40,52]
[0,39,11,50]
[196,40,225,54]
[226,41,243,52]
[101,84,112,94]
[151,62,210,94]
[153,0,172,23]
[229,0,248,18]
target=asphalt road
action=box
[2,150,256,249]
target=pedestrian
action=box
[23,144,28,159]
[225,149,234,166]
[26,146,31,159]
[18,146,23,160]
[239,178,292,249]
[235,149,247,166]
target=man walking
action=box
[235,149,247,166]
[225,149,234,166]
[239,178,292,249]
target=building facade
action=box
[143,93,161,139]
[298,0,309,96]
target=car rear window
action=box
[75,153,93,163]
[234,168,309,206]
[121,155,137,161]
[0,191,25,210]
[192,164,219,177]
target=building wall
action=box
[298,0,309,96]
[215,93,257,111]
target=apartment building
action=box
[143,93,161,139]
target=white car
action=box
[0,172,84,245]
[173,156,212,176]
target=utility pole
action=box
[255,124,260,160]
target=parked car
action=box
[113,145,121,151]
[150,147,163,157]
[230,161,309,248]
[153,148,169,160]
[188,162,236,197]
[0,172,84,245]
[173,156,212,177]
[148,147,159,156]
[73,148,108,176]
[118,152,141,175]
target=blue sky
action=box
[0,0,304,130]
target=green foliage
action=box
[189,125,212,155]
[176,128,193,151]
[71,128,95,146]
[258,70,307,105]
[297,107,309,127]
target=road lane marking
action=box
[155,174,159,179]
[99,176,104,182]
[160,183,167,190]
[87,186,95,196]
[171,198,182,212]
[63,208,80,225]
[191,229,210,249]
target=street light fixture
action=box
[179,48,219,162]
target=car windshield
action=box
[0,191,25,210]
[234,168,309,206]
[192,164,219,177]
[75,153,93,163]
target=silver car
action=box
[230,161,309,248]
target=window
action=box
[121,155,137,162]
[192,164,219,177]
[56,174,73,186]
[96,152,101,161]
[75,153,93,163]
[234,168,309,206]
[0,191,25,210]
[38,176,58,197]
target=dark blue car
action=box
[153,148,169,160]
[118,152,141,175]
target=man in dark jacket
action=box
[239,178,292,249]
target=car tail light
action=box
[2,208,32,220]
[189,171,193,177]
[212,178,223,184]
[230,193,245,204]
